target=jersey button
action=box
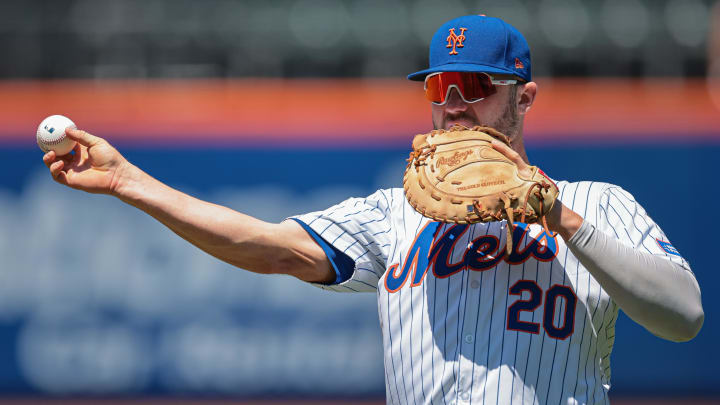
[470,280,480,289]
[464,334,474,344]
[460,391,470,401]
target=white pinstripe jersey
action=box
[291,181,690,405]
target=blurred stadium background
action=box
[0,0,718,403]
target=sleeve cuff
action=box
[567,218,595,248]
[288,218,356,285]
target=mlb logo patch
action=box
[656,239,680,256]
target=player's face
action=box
[431,75,521,137]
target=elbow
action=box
[666,305,704,343]
[679,307,704,342]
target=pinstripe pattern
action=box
[290,182,687,404]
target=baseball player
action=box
[42,15,702,405]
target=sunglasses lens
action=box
[424,74,444,103]
[424,72,497,103]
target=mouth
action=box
[444,117,478,129]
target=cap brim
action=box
[407,63,520,81]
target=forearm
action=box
[43,129,330,280]
[112,163,288,275]
[566,220,704,342]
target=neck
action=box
[509,124,530,164]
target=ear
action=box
[517,81,537,116]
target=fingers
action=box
[43,148,78,169]
[491,139,526,168]
[65,128,102,148]
[54,170,69,186]
[70,142,83,165]
[43,150,72,186]
[42,151,56,169]
[49,159,65,179]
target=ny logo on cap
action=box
[446,28,467,55]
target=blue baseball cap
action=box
[407,15,531,82]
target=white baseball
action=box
[37,115,78,156]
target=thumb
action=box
[65,128,103,148]
[490,139,523,166]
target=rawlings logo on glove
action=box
[403,125,559,252]
[437,150,473,167]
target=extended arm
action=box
[43,128,334,284]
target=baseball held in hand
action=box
[36,115,77,156]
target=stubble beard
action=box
[434,91,521,139]
[491,98,520,139]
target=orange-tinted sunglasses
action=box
[424,72,519,105]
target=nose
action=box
[444,87,468,112]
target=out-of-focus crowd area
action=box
[1,0,718,79]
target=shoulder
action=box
[553,180,642,220]
[342,188,405,216]
[554,179,616,192]
[363,187,425,225]
[319,188,401,214]
[322,188,409,224]
[554,180,628,202]
[365,188,405,206]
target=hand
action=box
[490,139,583,240]
[490,139,532,178]
[42,128,131,195]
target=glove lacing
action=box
[471,181,557,254]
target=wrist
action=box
[546,201,583,241]
[110,162,145,202]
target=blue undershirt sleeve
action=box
[289,218,356,285]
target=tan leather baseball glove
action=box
[403,125,559,252]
